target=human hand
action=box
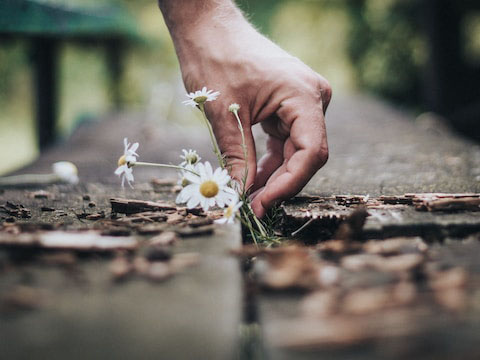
[160,1,331,217]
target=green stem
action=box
[198,103,225,169]
[232,109,249,192]
[240,207,258,246]
[247,202,267,238]
[133,162,199,176]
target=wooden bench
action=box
[0,0,139,149]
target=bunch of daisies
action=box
[115,87,275,241]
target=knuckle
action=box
[310,145,329,168]
[317,77,332,109]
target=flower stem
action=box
[133,162,199,176]
[232,108,249,192]
[198,103,225,169]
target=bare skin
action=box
[158,0,331,217]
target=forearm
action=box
[158,0,244,44]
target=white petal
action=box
[197,162,207,180]
[187,195,200,209]
[184,171,200,184]
[201,198,210,212]
[129,142,139,154]
[115,166,125,175]
[204,161,213,178]
[216,196,225,208]
[209,197,216,207]
[214,217,228,224]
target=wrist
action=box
[158,1,249,65]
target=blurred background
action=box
[1,0,480,175]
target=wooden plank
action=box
[257,95,480,359]
[0,184,243,359]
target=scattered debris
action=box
[1,286,48,311]
[31,190,52,199]
[0,202,31,219]
[0,231,137,251]
[149,231,179,246]
[363,237,428,255]
[109,255,133,281]
[39,252,77,266]
[176,225,214,237]
[110,198,177,215]
[333,207,368,240]
[417,197,480,212]
[256,246,320,290]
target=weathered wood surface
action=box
[258,95,480,360]
[2,94,480,359]
[0,184,242,360]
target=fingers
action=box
[251,98,328,217]
[210,105,257,190]
[252,135,283,192]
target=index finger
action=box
[251,98,328,217]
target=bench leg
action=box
[32,38,58,150]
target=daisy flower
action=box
[115,138,139,188]
[52,161,79,184]
[215,197,243,225]
[176,161,236,211]
[228,103,240,113]
[182,87,220,107]
[176,164,196,193]
[180,149,201,167]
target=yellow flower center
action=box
[199,180,219,198]
[118,155,127,166]
[181,177,189,187]
[194,95,208,104]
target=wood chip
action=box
[149,231,179,246]
[166,213,185,225]
[379,195,413,205]
[143,247,172,262]
[418,197,480,212]
[146,262,172,282]
[176,225,214,237]
[429,267,468,290]
[258,246,320,290]
[363,237,428,255]
[40,252,77,266]
[31,190,52,199]
[169,252,200,272]
[137,224,168,235]
[301,290,339,317]
[0,231,137,251]
[334,207,368,240]
[341,253,423,273]
[109,256,133,281]
[2,286,47,311]
[85,212,105,220]
[110,198,177,214]
[434,288,467,311]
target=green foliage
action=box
[345,0,426,105]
